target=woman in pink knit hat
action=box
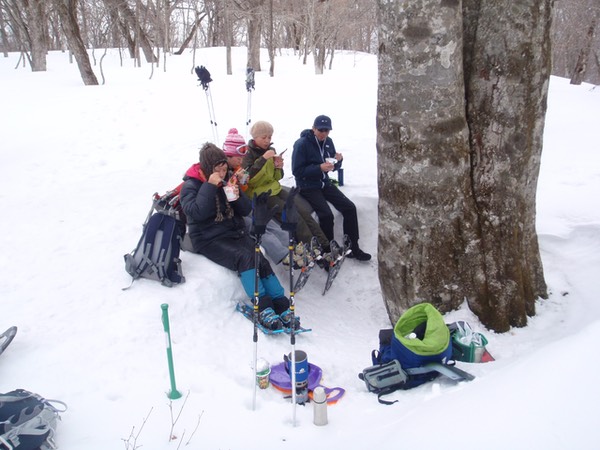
[222,128,250,191]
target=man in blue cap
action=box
[291,115,371,261]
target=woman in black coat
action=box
[180,143,299,331]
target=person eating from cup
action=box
[180,142,300,331]
[291,115,371,261]
[223,127,291,266]
[242,121,330,265]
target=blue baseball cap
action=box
[313,115,332,130]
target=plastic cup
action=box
[326,157,337,165]
[257,368,271,389]
[236,169,249,185]
[256,358,271,389]
[223,185,238,202]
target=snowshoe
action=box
[293,236,321,293]
[323,235,351,295]
[0,326,17,357]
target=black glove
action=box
[195,65,212,90]
[281,187,300,232]
[252,191,278,236]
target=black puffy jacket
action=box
[180,164,252,252]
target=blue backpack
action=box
[361,303,473,404]
[371,303,453,369]
[123,187,186,289]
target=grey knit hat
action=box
[250,121,274,139]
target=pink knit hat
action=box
[222,128,247,157]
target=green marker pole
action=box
[161,303,182,400]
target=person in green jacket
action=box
[242,120,330,256]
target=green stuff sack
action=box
[391,303,452,370]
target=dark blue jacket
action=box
[292,129,342,190]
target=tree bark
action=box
[463,0,550,330]
[174,14,205,55]
[267,0,274,77]
[54,0,98,85]
[377,0,483,323]
[377,0,550,332]
[103,0,157,63]
[312,0,328,74]
[11,0,48,71]
[0,8,10,57]
[570,10,598,85]
[224,0,232,74]
[246,1,263,71]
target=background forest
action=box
[1,0,599,86]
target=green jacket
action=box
[242,140,284,198]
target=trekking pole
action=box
[205,88,219,142]
[280,187,301,425]
[245,67,255,138]
[194,65,219,142]
[250,191,275,411]
[287,231,298,426]
[161,304,182,400]
[252,233,262,411]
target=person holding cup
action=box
[223,128,290,266]
[291,115,371,261]
[180,142,300,331]
[222,128,251,192]
[242,121,330,263]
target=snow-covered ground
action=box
[1,47,599,449]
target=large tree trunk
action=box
[54,0,98,85]
[267,0,274,77]
[377,0,483,324]
[247,8,262,71]
[224,0,232,74]
[463,0,550,330]
[22,0,47,71]
[312,0,329,74]
[377,0,550,332]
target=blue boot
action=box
[259,307,283,331]
[280,309,301,331]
